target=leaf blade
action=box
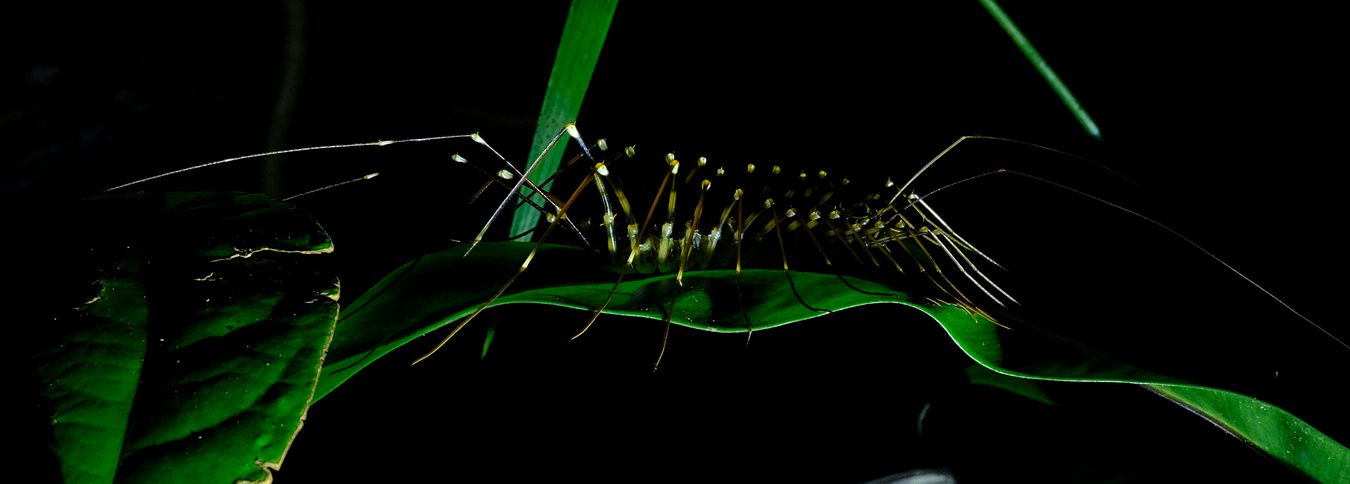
[979,0,1102,139]
[25,192,338,483]
[1150,384,1350,482]
[321,241,1348,481]
[510,0,620,238]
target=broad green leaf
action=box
[511,0,619,238]
[319,241,1348,481]
[22,192,338,483]
[317,241,917,399]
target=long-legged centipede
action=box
[86,123,1350,484]
[95,120,1350,374]
[406,126,1042,368]
[11,3,1346,482]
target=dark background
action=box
[5,2,1346,482]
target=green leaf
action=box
[316,241,915,400]
[979,0,1102,139]
[510,0,619,238]
[22,192,338,483]
[1150,385,1350,483]
[319,241,1348,481]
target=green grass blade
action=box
[509,0,619,239]
[979,0,1102,139]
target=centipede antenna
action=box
[892,137,969,204]
[412,162,602,365]
[988,169,1350,352]
[104,134,474,192]
[892,135,1139,206]
[281,172,380,201]
[898,171,1009,260]
[905,170,1006,206]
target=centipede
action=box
[17,3,1346,481]
[98,123,1350,373]
[408,125,1035,367]
[67,122,1350,483]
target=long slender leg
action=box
[412,160,603,365]
[923,232,1007,307]
[464,124,588,258]
[571,158,638,341]
[676,179,712,286]
[628,156,677,267]
[766,198,830,314]
[733,188,753,343]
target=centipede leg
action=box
[464,124,590,258]
[733,188,753,345]
[412,161,602,365]
[767,199,831,314]
[653,311,672,373]
[571,273,626,342]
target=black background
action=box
[5,2,1346,482]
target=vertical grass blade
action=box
[979,0,1102,139]
[510,0,619,238]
